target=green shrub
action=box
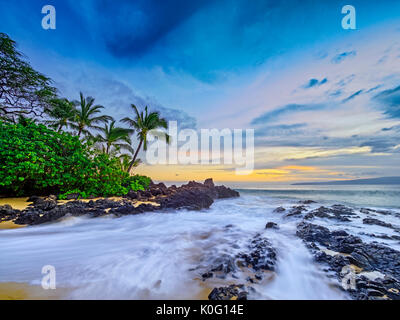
[0,120,150,197]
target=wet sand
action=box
[0,221,26,230]
[0,282,68,300]
[0,197,32,210]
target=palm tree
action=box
[71,92,112,137]
[122,104,170,173]
[45,98,76,132]
[118,153,141,172]
[95,120,133,155]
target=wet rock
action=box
[296,222,332,247]
[300,200,316,204]
[126,190,138,199]
[148,182,168,197]
[200,234,277,288]
[286,205,308,217]
[363,218,394,229]
[273,207,286,213]
[237,235,277,272]
[360,208,393,216]
[7,179,240,225]
[155,179,239,210]
[158,189,214,211]
[265,222,279,229]
[305,205,355,222]
[201,272,213,280]
[15,207,68,225]
[214,185,240,199]
[135,203,156,213]
[93,199,122,209]
[0,204,20,221]
[359,232,400,241]
[89,208,107,218]
[109,204,139,216]
[27,195,40,202]
[210,255,237,275]
[208,284,247,300]
[30,195,57,211]
[296,221,400,300]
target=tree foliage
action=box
[122,104,170,173]
[0,33,164,198]
[44,97,77,132]
[0,33,56,120]
[0,120,151,197]
[71,92,112,137]
[95,120,133,155]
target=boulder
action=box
[265,222,279,229]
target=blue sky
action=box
[1,0,400,182]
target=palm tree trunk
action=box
[127,139,143,174]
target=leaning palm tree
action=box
[71,92,112,137]
[121,104,170,173]
[95,120,133,155]
[44,98,76,132]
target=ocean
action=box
[0,185,399,299]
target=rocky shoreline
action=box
[0,178,239,226]
[197,201,400,300]
[1,184,400,300]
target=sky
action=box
[1,0,400,185]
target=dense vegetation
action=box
[0,120,151,197]
[0,33,167,198]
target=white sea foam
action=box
[1,189,399,299]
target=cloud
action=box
[331,51,357,64]
[283,146,372,161]
[251,104,325,125]
[52,66,197,130]
[360,138,400,153]
[254,123,307,137]
[302,78,328,89]
[88,0,215,59]
[341,89,364,103]
[374,85,400,118]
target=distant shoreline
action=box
[292,176,400,186]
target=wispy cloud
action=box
[331,51,357,64]
[302,78,328,89]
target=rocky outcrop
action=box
[0,204,20,222]
[202,234,277,299]
[157,189,214,211]
[304,205,356,222]
[286,205,308,217]
[296,222,400,300]
[362,218,395,229]
[129,178,239,211]
[208,284,248,300]
[2,179,239,226]
[236,235,277,272]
